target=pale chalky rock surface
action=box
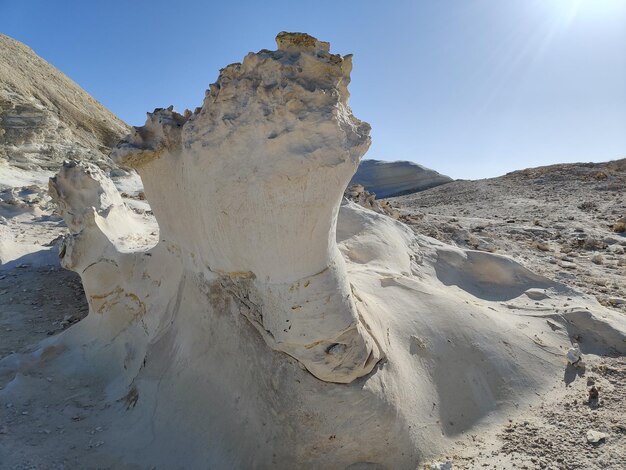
[112,31,380,383]
[1,33,625,470]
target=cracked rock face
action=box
[110,32,379,383]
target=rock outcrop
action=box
[110,32,380,383]
[344,183,400,218]
[3,33,625,470]
[0,34,129,187]
[351,159,452,198]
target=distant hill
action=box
[351,159,452,198]
[388,157,626,312]
[0,34,129,187]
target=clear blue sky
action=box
[2,0,625,179]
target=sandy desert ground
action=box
[387,159,626,468]
[391,160,626,314]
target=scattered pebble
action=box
[586,430,608,444]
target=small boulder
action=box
[566,343,582,365]
[586,430,608,444]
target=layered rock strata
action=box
[351,159,452,198]
[0,34,129,185]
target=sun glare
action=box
[541,0,625,18]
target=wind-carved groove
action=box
[214,275,272,338]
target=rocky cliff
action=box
[0,34,129,188]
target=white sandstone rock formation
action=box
[351,159,452,198]
[2,33,625,469]
[111,31,380,383]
